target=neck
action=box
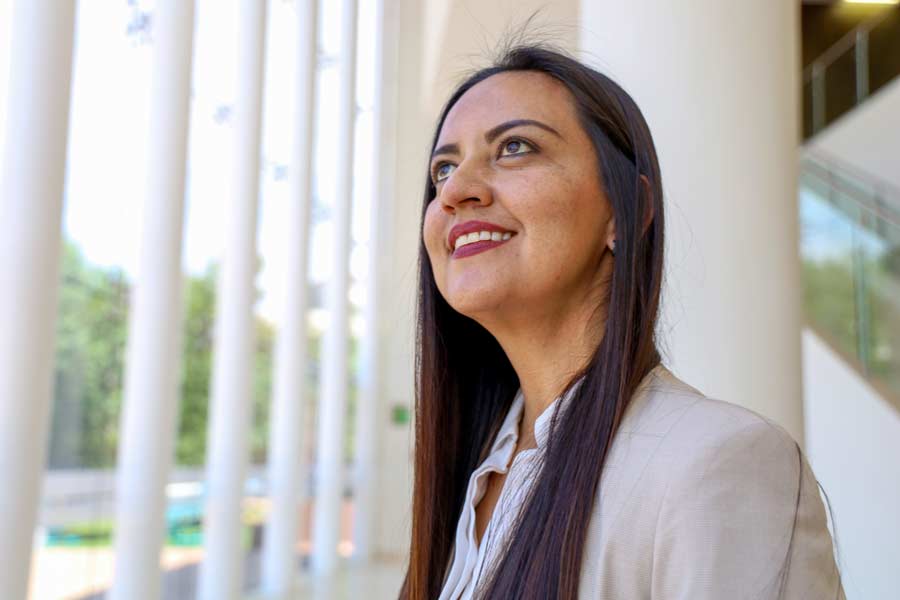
[478,287,608,451]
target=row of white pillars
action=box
[197,0,269,597]
[109,2,195,598]
[260,0,319,595]
[0,2,76,599]
[0,0,381,596]
[312,0,360,576]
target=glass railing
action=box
[799,150,900,397]
[803,7,900,139]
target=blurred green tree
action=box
[48,240,279,469]
[49,240,129,468]
[801,255,899,391]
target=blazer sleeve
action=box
[650,420,845,599]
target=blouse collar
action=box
[486,375,587,458]
[485,390,525,459]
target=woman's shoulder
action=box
[625,363,798,455]
[600,365,844,598]
[619,364,806,505]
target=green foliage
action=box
[250,309,275,465]
[49,242,129,468]
[802,253,900,393]
[49,240,278,469]
[802,257,858,358]
[175,266,216,465]
[881,244,900,279]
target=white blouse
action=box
[438,376,586,599]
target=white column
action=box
[0,2,75,599]
[197,1,268,598]
[312,0,358,575]
[365,0,424,561]
[351,0,395,563]
[260,0,318,595]
[580,1,804,441]
[108,2,194,599]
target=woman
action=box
[401,45,844,599]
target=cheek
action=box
[422,202,447,271]
[517,173,606,264]
[520,174,586,237]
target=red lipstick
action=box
[447,220,516,259]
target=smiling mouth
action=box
[452,232,516,259]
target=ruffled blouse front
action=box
[437,378,585,600]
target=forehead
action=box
[437,70,579,142]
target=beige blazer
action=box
[440,363,845,599]
[578,364,845,598]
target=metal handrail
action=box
[799,152,900,389]
[802,7,896,83]
[804,147,900,199]
[803,7,899,136]
[802,149,900,229]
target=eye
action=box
[499,138,534,158]
[433,162,456,183]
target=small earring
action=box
[611,239,617,256]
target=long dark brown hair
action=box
[400,44,665,599]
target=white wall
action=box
[421,0,579,118]
[808,76,900,191]
[802,328,900,600]
[370,0,423,561]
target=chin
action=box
[445,289,507,321]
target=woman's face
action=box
[423,71,614,324]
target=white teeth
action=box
[454,230,515,250]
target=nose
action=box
[437,163,493,215]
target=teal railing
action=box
[803,7,900,139]
[799,150,900,398]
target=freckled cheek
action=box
[422,205,446,258]
[514,187,594,263]
[421,227,448,292]
[510,194,571,243]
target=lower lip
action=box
[452,237,513,259]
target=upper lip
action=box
[447,220,516,250]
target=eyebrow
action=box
[430,118,563,160]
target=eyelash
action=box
[431,136,537,185]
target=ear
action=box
[639,174,655,237]
[606,215,616,254]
